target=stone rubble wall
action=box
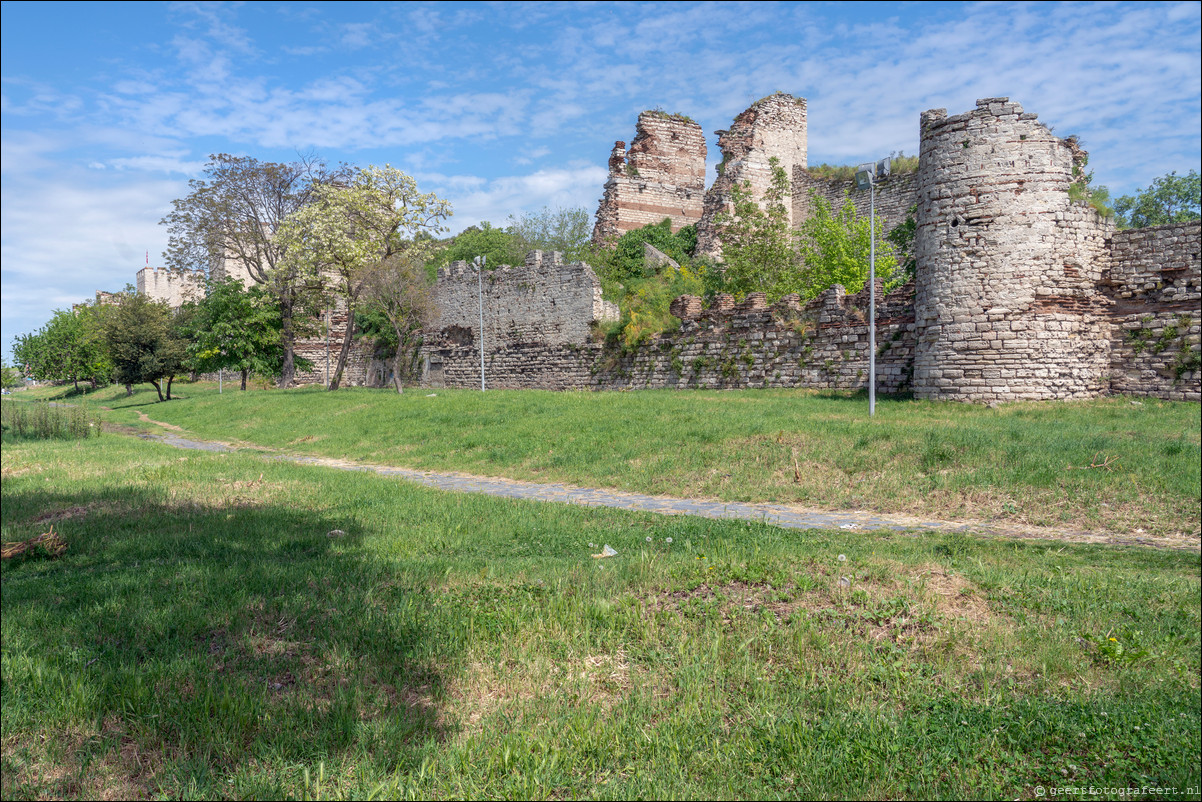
[1106,221,1201,400]
[912,98,1114,403]
[695,93,808,256]
[421,274,917,394]
[592,111,707,245]
[136,267,205,309]
[592,283,915,392]
[422,251,619,388]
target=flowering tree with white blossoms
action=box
[276,165,452,390]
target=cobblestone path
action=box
[138,431,1193,550]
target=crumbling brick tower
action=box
[591,111,707,246]
[912,98,1114,402]
[695,92,808,256]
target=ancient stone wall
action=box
[592,111,707,245]
[695,93,808,256]
[422,251,619,389]
[1106,221,1201,400]
[592,283,916,392]
[421,279,916,394]
[136,267,204,309]
[912,98,1114,403]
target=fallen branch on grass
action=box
[1066,452,1120,472]
[1,526,68,560]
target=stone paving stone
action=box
[133,431,1192,550]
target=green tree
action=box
[507,206,593,264]
[715,157,800,300]
[185,278,285,391]
[431,222,523,271]
[12,305,111,392]
[796,191,897,300]
[358,253,435,394]
[104,293,188,401]
[594,218,696,284]
[1,361,25,390]
[276,164,451,391]
[1113,170,1201,229]
[161,153,349,387]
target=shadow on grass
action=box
[1,482,451,798]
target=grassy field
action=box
[18,381,1202,539]
[2,407,1200,799]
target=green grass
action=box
[20,382,1201,539]
[2,432,1200,799]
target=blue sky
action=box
[2,1,1200,363]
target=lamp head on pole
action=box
[855,163,875,191]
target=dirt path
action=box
[120,426,1200,552]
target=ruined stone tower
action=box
[912,98,1114,402]
[695,92,808,256]
[591,111,707,245]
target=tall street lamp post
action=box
[855,158,891,417]
[474,255,486,391]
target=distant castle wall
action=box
[136,266,204,309]
[465,97,1199,403]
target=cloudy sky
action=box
[2,0,1200,362]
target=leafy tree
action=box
[594,218,696,284]
[12,305,111,392]
[104,293,188,401]
[431,222,523,271]
[185,278,285,391]
[507,206,593,264]
[358,254,435,394]
[796,191,897,300]
[161,153,349,387]
[715,157,800,300]
[276,164,451,390]
[1113,170,1201,229]
[1,361,25,390]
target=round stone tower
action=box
[912,98,1113,403]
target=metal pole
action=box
[869,179,876,418]
[477,255,486,391]
[219,368,222,394]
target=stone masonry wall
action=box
[912,98,1114,403]
[136,267,204,309]
[422,251,619,389]
[1106,221,1201,401]
[695,93,808,256]
[422,280,916,394]
[592,111,707,245]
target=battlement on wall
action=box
[592,111,707,246]
[426,250,618,351]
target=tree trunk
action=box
[166,375,175,400]
[392,345,405,394]
[125,383,133,397]
[241,369,248,391]
[327,309,357,391]
[150,379,165,402]
[279,294,296,388]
